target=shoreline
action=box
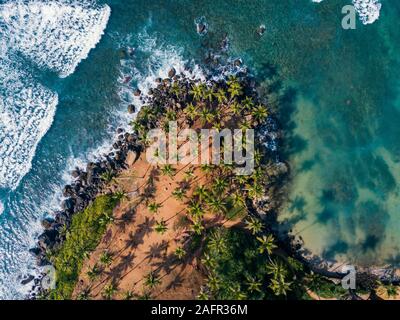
[27,54,399,299]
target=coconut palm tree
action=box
[102,283,117,300]
[190,84,205,101]
[100,251,113,267]
[212,177,228,194]
[229,283,247,300]
[208,232,227,253]
[386,284,398,298]
[266,260,288,281]
[269,277,292,297]
[87,264,101,281]
[227,76,242,99]
[207,274,221,292]
[230,101,243,116]
[148,202,163,214]
[185,103,198,121]
[247,182,264,200]
[204,88,215,102]
[239,120,251,131]
[123,290,135,300]
[208,197,226,215]
[184,167,195,180]
[161,164,176,177]
[100,170,115,183]
[166,110,177,121]
[257,234,277,255]
[172,187,186,201]
[246,275,262,293]
[201,253,217,269]
[191,219,204,235]
[113,190,128,202]
[187,201,204,219]
[214,88,228,104]
[144,271,161,289]
[99,212,114,227]
[170,82,182,97]
[197,287,210,300]
[245,216,263,235]
[199,108,215,126]
[174,247,186,260]
[242,96,254,110]
[193,186,209,202]
[252,104,269,123]
[200,164,214,174]
[77,288,91,300]
[155,219,168,234]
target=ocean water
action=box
[0,0,398,298]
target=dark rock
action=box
[196,23,207,35]
[61,198,75,213]
[21,275,35,286]
[127,104,135,114]
[234,58,242,67]
[168,67,176,78]
[71,168,80,178]
[38,229,59,249]
[41,218,55,230]
[29,247,42,257]
[62,185,74,197]
[133,89,141,97]
[155,77,162,84]
[116,128,124,134]
[257,24,266,36]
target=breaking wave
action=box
[0,0,110,190]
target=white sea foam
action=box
[1,0,111,77]
[0,0,110,190]
[312,0,382,25]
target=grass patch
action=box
[46,195,118,300]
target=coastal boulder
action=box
[127,104,136,114]
[133,89,141,97]
[168,67,176,78]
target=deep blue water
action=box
[0,0,398,298]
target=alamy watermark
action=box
[146,121,255,175]
[342,5,357,30]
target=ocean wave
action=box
[0,0,110,190]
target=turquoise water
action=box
[0,0,398,298]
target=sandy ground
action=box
[72,151,241,300]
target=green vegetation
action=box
[45,194,119,299]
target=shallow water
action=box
[0,0,398,298]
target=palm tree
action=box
[144,271,161,289]
[252,104,269,123]
[161,164,176,177]
[257,234,277,255]
[200,164,214,174]
[166,110,177,121]
[99,212,114,227]
[172,187,186,201]
[199,108,215,126]
[102,283,117,300]
[208,197,226,215]
[266,260,288,281]
[231,191,245,207]
[245,216,263,235]
[87,264,101,281]
[246,275,262,293]
[201,253,217,269]
[100,170,115,183]
[197,287,210,300]
[185,103,198,121]
[386,284,398,298]
[155,219,168,234]
[214,88,227,104]
[113,190,128,202]
[204,88,215,102]
[170,82,182,97]
[123,290,135,300]
[184,167,195,180]
[148,202,163,214]
[174,247,186,259]
[193,186,209,202]
[100,251,113,267]
[207,274,221,292]
[190,84,205,101]
[242,96,254,110]
[227,76,242,99]
[239,120,251,131]
[229,283,247,300]
[77,288,91,300]
[187,201,204,219]
[208,232,227,253]
[269,277,292,297]
[247,182,264,200]
[212,177,228,194]
[230,101,243,115]
[191,219,204,235]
